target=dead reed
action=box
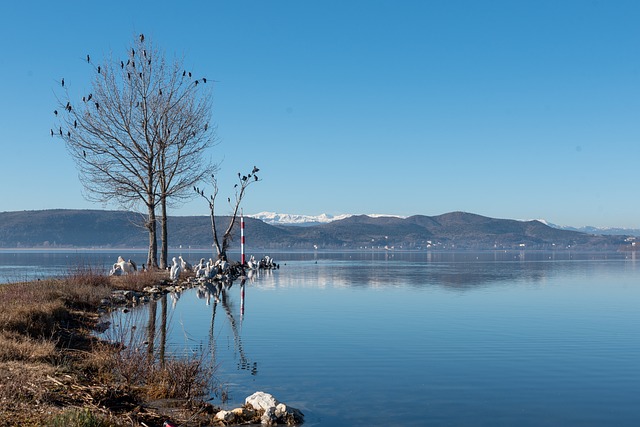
[0,265,220,426]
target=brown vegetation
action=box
[0,269,220,426]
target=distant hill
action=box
[0,209,632,251]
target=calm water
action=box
[2,250,640,426]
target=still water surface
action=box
[2,250,640,426]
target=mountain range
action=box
[251,211,640,236]
[0,209,634,251]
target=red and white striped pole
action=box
[240,211,246,265]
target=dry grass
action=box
[0,268,220,426]
[109,269,169,292]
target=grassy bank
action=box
[0,268,220,426]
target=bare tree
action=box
[52,34,216,268]
[195,167,260,260]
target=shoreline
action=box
[0,270,223,426]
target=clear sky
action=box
[1,1,638,228]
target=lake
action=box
[2,250,640,426]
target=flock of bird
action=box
[52,33,211,141]
[108,254,278,282]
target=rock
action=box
[261,406,278,426]
[246,391,279,412]
[214,410,236,422]
[245,392,304,425]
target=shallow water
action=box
[3,250,640,425]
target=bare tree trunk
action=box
[210,212,222,258]
[147,204,159,269]
[160,196,168,269]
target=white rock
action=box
[245,391,279,411]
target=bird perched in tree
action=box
[61,78,64,87]
[54,110,58,116]
[87,54,90,63]
[252,166,260,174]
[50,129,54,137]
[121,61,124,69]
[202,77,207,83]
[74,120,77,128]
[95,102,99,110]
[194,80,199,86]
[97,66,101,74]
[59,127,62,135]
[87,93,92,101]
[139,33,144,42]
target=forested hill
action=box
[0,209,632,251]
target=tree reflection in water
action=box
[196,279,257,376]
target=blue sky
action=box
[0,1,638,228]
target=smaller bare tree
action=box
[195,166,260,260]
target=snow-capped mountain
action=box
[249,212,640,236]
[542,221,640,237]
[247,212,352,226]
[248,212,406,226]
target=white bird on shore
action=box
[109,263,123,276]
[179,255,192,272]
[115,256,137,274]
[170,257,181,281]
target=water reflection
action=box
[194,279,257,375]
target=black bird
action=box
[61,78,64,87]
[228,197,231,203]
[136,101,140,107]
[97,66,101,74]
[148,59,151,65]
[82,96,86,102]
[59,127,62,135]
[50,129,54,137]
[127,59,130,66]
[83,150,86,158]
[66,104,72,112]
[254,175,258,181]
[140,33,144,42]
[252,166,260,173]
[194,80,199,86]
[128,73,131,80]
[132,48,135,56]
[87,93,92,101]
[159,89,162,96]
[139,72,142,78]
[87,54,90,63]
[143,49,146,58]
[204,123,208,131]
[131,61,135,68]
[74,120,77,128]
[67,131,70,137]
[202,77,207,83]
[95,102,99,110]
[183,70,186,77]
[121,61,124,69]
[188,72,192,78]
[54,110,58,116]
